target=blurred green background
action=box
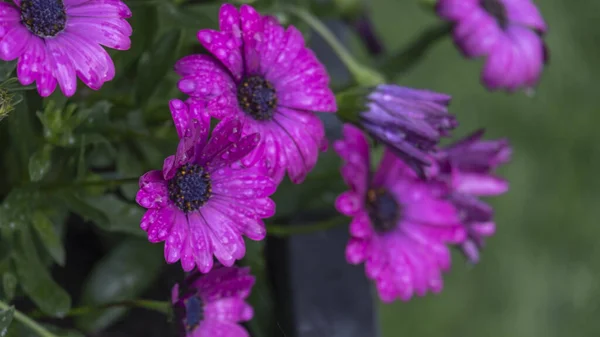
[367,0,600,336]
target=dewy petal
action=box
[142,207,177,243]
[169,98,210,143]
[65,0,132,18]
[334,124,370,194]
[239,4,263,75]
[482,38,513,90]
[56,32,113,90]
[272,108,325,183]
[206,133,261,169]
[335,191,361,216]
[452,8,501,58]
[256,16,285,75]
[177,212,213,273]
[16,36,44,86]
[66,17,132,50]
[45,38,78,97]
[197,207,246,266]
[200,118,244,165]
[274,49,336,112]
[208,198,267,241]
[204,298,254,322]
[0,25,31,61]
[211,170,277,200]
[506,26,544,88]
[264,26,305,81]
[175,54,239,120]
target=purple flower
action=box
[433,129,511,263]
[136,99,276,273]
[360,84,457,177]
[334,124,465,302]
[172,265,254,337]
[437,0,548,91]
[0,0,132,97]
[174,4,337,184]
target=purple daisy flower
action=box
[136,99,276,273]
[175,4,337,184]
[0,0,132,97]
[437,0,548,91]
[433,129,511,263]
[172,265,254,337]
[360,84,457,178]
[334,124,465,302]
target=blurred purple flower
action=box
[361,84,457,177]
[0,0,132,97]
[136,99,276,273]
[433,129,511,263]
[437,0,548,91]
[334,124,465,302]
[174,4,337,184]
[172,265,254,337]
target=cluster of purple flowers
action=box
[0,0,547,334]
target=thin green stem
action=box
[0,301,59,337]
[283,5,384,86]
[29,300,170,319]
[266,216,348,236]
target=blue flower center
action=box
[20,0,67,38]
[366,188,401,233]
[237,76,278,121]
[168,164,212,213]
[481,0,507,29]
[184,295,204,331]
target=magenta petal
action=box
[264,26,305,80]
[482,40,513,90]
[275,49,336,112]
[0,25,30,61]
[57,33,113,90]
[502,0,547,33]
[204,298,254,322]
[240,4,263,74]
[211,172,276,200]
[196,208,246,266]
[142,207,177,243]
[66,0,132,18]
[16,36,43,86]
[196,320,249,337]
[335,191,361,216]
[200,118,244,164]
[346,238,368,264]
[207,133,260,169]
[455,173,509,196]
[436,0,479,20]
[349,212,373,239]
[256,16,285,75]
[208,200,267,241]
[66,17,132,50]
[197,28,243,82]
[45,38,77,97]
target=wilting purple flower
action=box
[0,0,132,97]
[437,0,548,91]
[172,265,254,337]
[433,129,511,263]
[175,4,337,184]
[334,124,465,302]
[136,99,276,273]
[360,84,457,177]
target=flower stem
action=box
[0,301,59,337]
[29,300,171,319]
[266,216,348,236]
[283,5,385,86]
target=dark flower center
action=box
[481,0,508,29]
[365,188,401,233]
[237,76,278,121]
[184,295,204,331]
[168,163,212,213]
[20,0,67,38]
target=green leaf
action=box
[0,305,14,337]
[31,211,65,266]
[116,145,144,200]
[28,144,53,182]
[2,273,17,302]
[85,195,145,237]
[12,226,71,317]
[7,97,36,178]
[242,240,276,337]
[57,192,109,226]
[135,29,181,105]
[0,61,16,81]
[116,5,157,71]
[75,239,163,333]
[160,2,218,30]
